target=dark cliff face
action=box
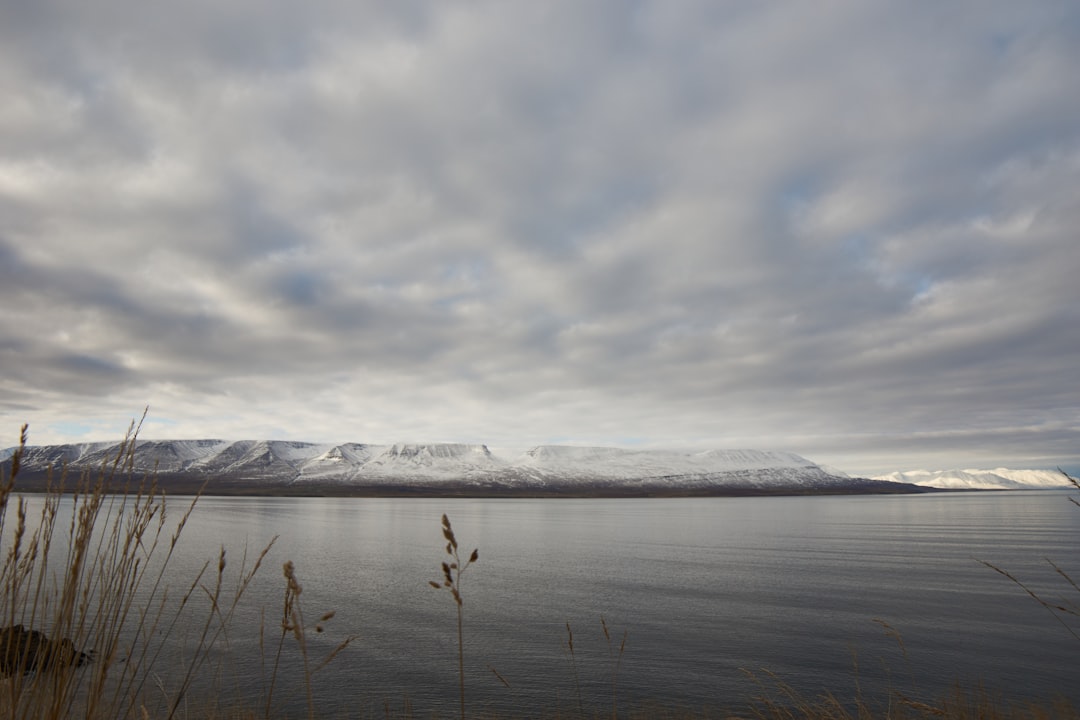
[0,439,929,497]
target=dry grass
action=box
[736,670,1079,720]
[430,513,480,720]
[264,560,355,720]
[0,418,347,719]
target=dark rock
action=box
[0,624,94,676]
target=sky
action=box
[1,1,1078,476]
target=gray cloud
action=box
[1,0,1078,475]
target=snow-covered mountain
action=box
[1,439,918,496]
[873,468,1076,490]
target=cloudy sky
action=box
[1,1,1078,475]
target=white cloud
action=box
[1,1,1078,476]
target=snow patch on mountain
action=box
[129,439,233,472]
[873,468,1074,490]
[299,444,382,481]
[2,438,907,494]
[817,464,851,479]
[16,441,119,469]
[513,446,821,483]
[351,444,506,482]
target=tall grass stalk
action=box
[600,615,627,720]
[429,514,478,720]
[0,418,208,718]
[564,622,584,717]
[0,419,347,719]
[263,560,352,720]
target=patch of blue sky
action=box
[988,31,1017,58]
[47,421,100,436]
[276,269,321,305]
[839,234,876,262]
[773,174,826,217]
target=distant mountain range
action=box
[2,439,927,497]
[873,468,1075,491]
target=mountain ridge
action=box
[1,438,925,497]
[873,467,1075,491]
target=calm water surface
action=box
[15,491,1080,716]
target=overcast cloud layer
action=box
[1,1,1078,475]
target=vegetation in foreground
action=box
[0,419,352,719]
[0,420,1076,719]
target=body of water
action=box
[9,490,1080,716]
